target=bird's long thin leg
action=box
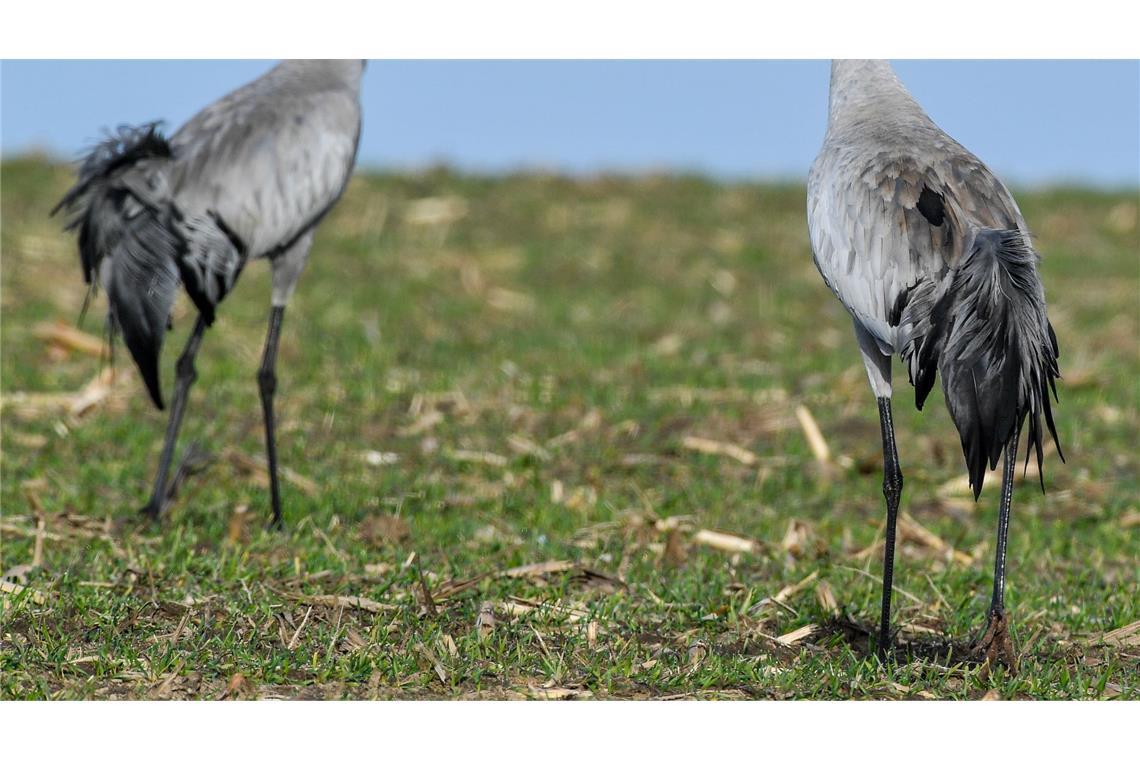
[876,396,904,660]
[142,315,208,519]
[257,305,286,528]
[972,432,1021,670]
[990,433,1020,619]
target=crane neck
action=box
[271,60,365,92]
[827,60,927,130]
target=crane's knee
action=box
[257,368,277,400]
[175,353,198,384]
[882,470,903,501]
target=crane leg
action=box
[257,305,286,528]
[974,434,1020,670]
[990,434,1019,617]
[141,315,208,519]
[875,396,904,661]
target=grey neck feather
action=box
[269,60,365,92]
[827,59,927,130]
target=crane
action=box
[53,60,364,528]
[807,60,1063,664]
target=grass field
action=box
[1,156,1137,699]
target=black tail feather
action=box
[53,123,181,409]
[903,228,1062,498]
[106,209,183,409]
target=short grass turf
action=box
[2,157,1138,699]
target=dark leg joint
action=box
[175,353,198,384]
[257,367,277,398]
[882,471,903,502]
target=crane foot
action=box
[139,496,164,521]
[972,609,1018,675]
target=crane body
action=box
[807,60,1062,663]
[54,60,364,527]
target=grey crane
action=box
[53,60,364,527]
[807,60,1063,662]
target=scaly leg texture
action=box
[141,315,208,519]
[876,396,904,660]
[257,305,287,528]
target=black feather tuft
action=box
[888,281,920,328]
[916,185,945,227]
[53,122,175,286]
[52,122,182,409]
[52,122,171,220]
[899,276,953,411]
[932,229,1062,497]
[175,210,246,325]
[106,203,183,409]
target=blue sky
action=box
[2,60,1137,187]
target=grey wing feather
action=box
[169,72,362,260]
[808,142,1024,357]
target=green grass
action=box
[2,156,1137,699]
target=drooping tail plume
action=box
[52,123,183,409]
[903,228,1063,497]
